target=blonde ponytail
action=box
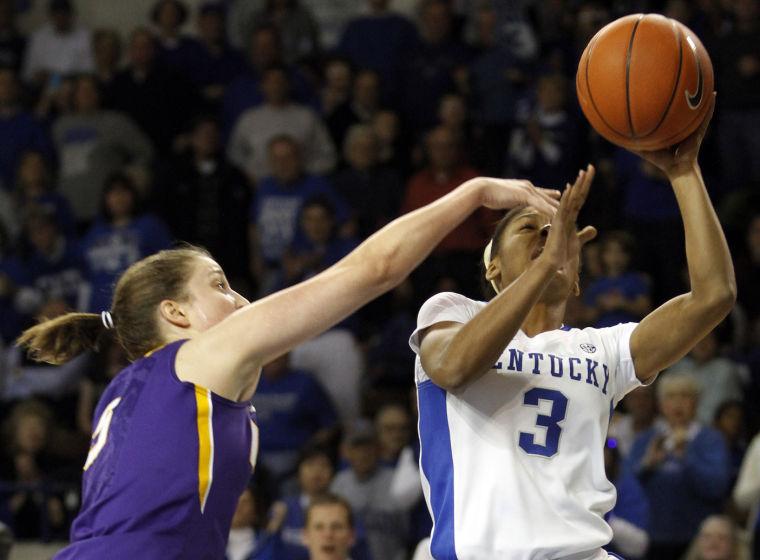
[17,312,107,365]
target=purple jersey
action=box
[55,340,258,559]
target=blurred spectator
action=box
[331,420,411,560]
[80,173,172,312]
[21,0,94,89]
[282,197,358,286]
[604,438,649,560]
[0,400,71,539]
[252,353,338,481]
[609,384,657,460]
[191,3,246,109]
[158,116,250,283]
[151,0,196,79]
[371,109,408,173]
[0,67,54,191]
[332,124,403,239]
[13,150,75,240]
[735,214,760,324]
[668,327,749,426]
[303,493,357,560]
[365,279,417,391]
[613,149,684,301]
[582,231,651,328]
[682,515,750,560]
[437,92,478,165]
[90,29,121,107]
[507,73,579,188]
[714,400,747,488]
[337,0,417,100]
[221,23,316,138]
[468,0,528,175]
[0,0,25,73]
[7,210,84,317]
[110,27,197,155]
[626,374,731,560]
[226,479,285,560]
[0,224,24,345]
[715,0,760,195]
[300,0,360,49]
[246,135,346,293]
[250,0,321,64]
[277,446,336,559]
[52,74,153,222]
[290,326,365,424]
[401,125,491,296]
[320,56,352,121]
[326,68,382,153]
[400,0,468,129]
[33,72,75,125]
[0,521,10,560]
[228,65,335,183]
[734,431,760,558]
[374,403,412,466]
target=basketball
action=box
[576,14,714,151]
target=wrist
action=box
[666,161,700,183]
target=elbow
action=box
[696,279,737,319]
[367,249,401,292]
[428,365,469,392]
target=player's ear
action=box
[485,257,501,292]
[572,279,581,297]
[158,300,191,328]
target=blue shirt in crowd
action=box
[80,215,172,312]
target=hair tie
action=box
[101,311,115,330]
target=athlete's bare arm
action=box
[629,94,736,383]
[419,167,596,392]
[178,177,560,401]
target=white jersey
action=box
[409,293,644,560]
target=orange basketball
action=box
[576,14,714,151]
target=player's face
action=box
[491,207,580,300]
[304,504,355,560]
[183,257,249,332]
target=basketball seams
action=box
[625,15,644,138]
[640,19,684,141]
[584,31,629,139]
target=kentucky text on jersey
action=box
[492,349,610,396]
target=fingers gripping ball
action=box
[576,13,714,151]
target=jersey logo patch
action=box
[580,343,596,353]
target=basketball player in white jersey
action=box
[411,95,734,560]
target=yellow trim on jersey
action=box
[143,342,169,357]
[195,386,214,514]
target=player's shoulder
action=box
[418,291,485,320]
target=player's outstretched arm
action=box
[629,94,736,383]
[419,166,596,391]
[178,177,560,401]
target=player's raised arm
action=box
[628,94,736,383]
[178,177,560,400]
[418,166,596,391]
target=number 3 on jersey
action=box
[84,397,122,471]
[518,388,567,458]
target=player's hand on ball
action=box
[474,177,560,217]
[633,92,716,179]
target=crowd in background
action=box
[0,0,759,558]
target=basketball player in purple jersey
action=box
[17,175,561,558]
